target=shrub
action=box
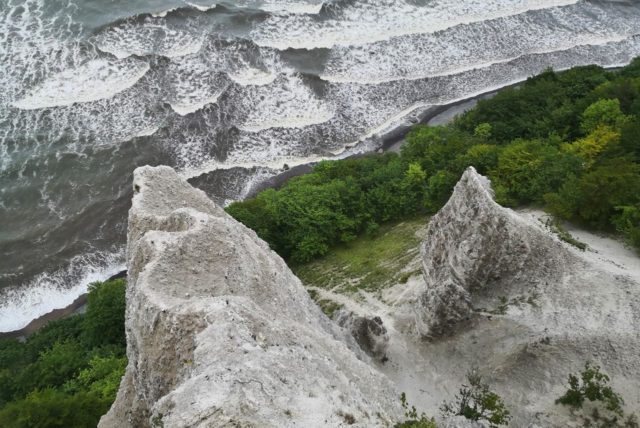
[556,363,638,427]
[490,139,580,205]
[395,392,438,428]
[580,99,629,134]
[441,369,511,427]
[545,158,640,229]
[83,279,127,349]
[556,363,624,415]
[0,279,127,427]
[613,205,640,252]
[0,388,111,428]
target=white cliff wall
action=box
[99,166,402,428]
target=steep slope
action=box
[99,166,402,428]
[415,167,575,338]
[384,167,640,425]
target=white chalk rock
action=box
[99,166,402,428]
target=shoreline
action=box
[245,86,505,197]
[0,86,510,339]
[3,65,623,338]
[0,270,127,340]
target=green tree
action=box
[14,341,87,397]
[64,355,126,401]
[613,204,640,252]
[396,393,438,428]
[490,139,580,205]
[0,389,110,428]
[545,158,640,229]
[563,125,621,168]
[473,123,492,139]
[580,99,629,134]
[454,144,500,175]
[424,170,459,213]
[556,363,624,416]
[83,279,127,349]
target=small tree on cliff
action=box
[441,368,511,427]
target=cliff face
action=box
[101,165,640,427]
[99,166,402,428]
[400,167,640,425]
[416,167,574,338]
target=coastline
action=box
[2,66,621,338]
[245,86,505,198]
[0,86,509,339]
[0,270,127,340]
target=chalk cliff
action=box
[99,166,402,428]
[101,165,640,428]
[415,166,575,338]
[400,167,640,425]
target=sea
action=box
[2,0,640,332]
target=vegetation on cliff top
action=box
[227,59,640,263]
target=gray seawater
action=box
[2,0,640,331]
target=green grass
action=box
[293,217,428,294]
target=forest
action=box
[228,60,640,263]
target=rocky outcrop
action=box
[397,166,640,425]
[336,311,389,362]
[415,167,574,338]
[99,166,402,428]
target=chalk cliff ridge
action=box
[415,166,575,338]
[99,166,402,428]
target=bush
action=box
[0,389,111,428]
[0,279,127,427]
[545,158,640,229]
[580,99,629,134]
[490,139,580,205]
[556,363,624,414]
[556,363,637,427]
[83,279,127,349]
[441,369,511,427]
[613,205,640,252]
[396,393,438,428]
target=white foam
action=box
[95,24,205,59]
[0,249,125,332]
[12,58,150,110]
[179,37,640,184]
[251,0,581,49]
[185,0,324,14]
[320,2,640,84]
[239,74,334,132]
[170,86,228,115]
[151,7,179,18]
[228,68,277,86]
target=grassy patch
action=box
[545,218,588,251]
[293,217,427,293]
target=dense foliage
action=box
[0,279,127,428]
[227,59,640,262]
